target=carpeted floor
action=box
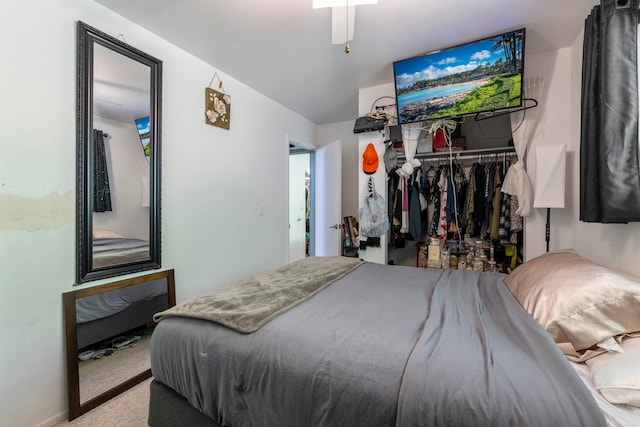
[79,333,151,402]
[53,377,151,426]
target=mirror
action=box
[63,269,175,420]
[77,21,162,283]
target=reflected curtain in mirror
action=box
[93,129,112,212]
[580,0,640,223]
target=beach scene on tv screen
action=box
[394,30,524,124]
[136,117,151,156]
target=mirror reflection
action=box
[64,269,176,421]
[77,21,162,283]
[91,43,152,269]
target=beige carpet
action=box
[79,334,151,402]
[53,377,151,427]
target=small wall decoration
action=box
[205,72,231,130]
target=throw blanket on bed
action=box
[153,256,364,333]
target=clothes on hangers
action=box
[385,152,523,269]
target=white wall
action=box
[356,83,395,264]
[525,36,640,273]
[357,37,640,278]
[0,1,316,426]
[566,30,640,276]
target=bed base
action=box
[149,379,222,427]
[77,295,168,350]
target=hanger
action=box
[474,97,539,122]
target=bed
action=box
[76,277,168,350]
[92,237,151,269]
[148,252,640,426]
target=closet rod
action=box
[396,146,516,161]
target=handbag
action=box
[353,115,385,134]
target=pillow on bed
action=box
[586,337,640,407]
[93,229,124,239]
[503,249,640,352]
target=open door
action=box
[288,152,310,262]
[313,139,342,256]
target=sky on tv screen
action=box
[136,117,150,135]
[393,29,524,123]
[394,33,519,89]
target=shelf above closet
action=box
[395,146,517,161]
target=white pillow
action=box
[93,229,124,239]
[586,337,640,407]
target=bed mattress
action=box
[150,261,606,426]
[92,237,150,268]
[76,278,167,323]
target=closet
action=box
[387,146,522,274]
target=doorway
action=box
[288,138,343,262]
[289,145,313,263]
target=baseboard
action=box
[34,409,68,427]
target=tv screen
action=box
[135,116,150,157]
[393,28,525,125]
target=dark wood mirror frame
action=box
[63,269,176,421]
[77,21,163,283]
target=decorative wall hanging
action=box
[205,72,231,130]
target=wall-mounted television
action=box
[393,28,526,125]
[135,116,150,157]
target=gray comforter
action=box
[150,261,606,427]
[92,237,150,268]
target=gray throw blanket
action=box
[153,256,364,333]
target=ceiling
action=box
[94,0,597,125]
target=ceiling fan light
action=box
[312,0,377,9]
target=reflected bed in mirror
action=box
[77,21,162,283]
[63,269,175,421]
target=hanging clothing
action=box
[480,164,493,238]
[490,164,503,240]
[437,169,449,241]
[401,177,409,233]
[499,192,511,246]
[358,178,389,246]
[427,168,442,238]
[465,164,477,236]
[409,182,422,241]
[510,196,522,244]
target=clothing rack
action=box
[395,146,517,164]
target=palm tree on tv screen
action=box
[491,32,522,75]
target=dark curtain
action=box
[93,129,112,212]
[580,0,640,223]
